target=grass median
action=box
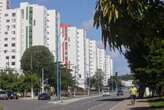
[149,97,164,110]
[0,105,3,110]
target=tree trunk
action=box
[31,84,34,99]
[138,84,145,98]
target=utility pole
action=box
[41,68,44,93]
[115,72,118,92]
[88,58,91,96]
[56,27,60,100]
[74,66,77,97]
[30,54,34,99]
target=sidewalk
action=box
[112,99,151,110]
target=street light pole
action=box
[115,72,118,92]
[56,26,61,100]
[41,68,44,93]
[74,65,77,97]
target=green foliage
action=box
[60,66,74,90]
[21,46,54,77]
[0,70,40,93]
[149,97,164,109]
[94,0,164,49]
[117,74,134,81]
[94,0,164,96]
[0,70,19,91]
[90,69,104,91]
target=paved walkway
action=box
[112,99,152,110]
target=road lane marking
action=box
[88,102,108,110]
[109,101,124,110]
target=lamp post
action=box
[56,28,61,100]
[115,72,118,92]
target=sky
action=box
[12,0,130,75]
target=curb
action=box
[49,95,100,105]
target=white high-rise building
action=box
[96,48,105,72]
[104,55,113,86]
[0,0,10,65]
[0,2,60,71]
[85,38,97,77]
[67,26,86,89]
[0,9,19,70]
[0,0,10,35]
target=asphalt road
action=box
[0,95,128,110]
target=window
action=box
[4,32,8,34]
[11,19,16,22]
[4,38,8,41]
[4,13,8,16]
[33,20,36,26]
[4,50,7,53]
[12,25,16,28]
[11,62,15,65]
[12,49,16,52]
[12,13,16,17]
[4,44,8,47]
[6,25,10,30]
[11,43,15,47]
[6,19,10,22]
[6,56,9,59]
[21,9,24,19]
[11,31,15,34]
[11,37,16,40]
[11,56,15,59]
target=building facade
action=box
[60,25,86,89]
[0,2,60,71]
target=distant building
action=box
[104,55,113,86]
[60,25,86,89]
[85,38,97,77]
[60,24,70,67]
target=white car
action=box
[0,90,8,100]
[102,90,110,96]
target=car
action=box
[102,90,110,96]
[0,90,8,100]
[117,90,124,96]
[6,91,18,99]
[38,93,51,100]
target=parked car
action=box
[0,90,8,100]
[38,93,51,100]
[102,90,110,96]
[6,91,18,99]
[102,87,110,96]
[117,89,124,96]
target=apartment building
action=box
[60,24,86,89]
[0,2,60,71]
[85,38,97,77]
[96,48,105,72]
[104,55,113,86]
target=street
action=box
[0,94,128,110]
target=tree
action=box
[90,69,104,93]
[94,0,164,97]
[94,0,164,49]
[21,46,54,77]
[60,65,74,90]
[21,46,54,98]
